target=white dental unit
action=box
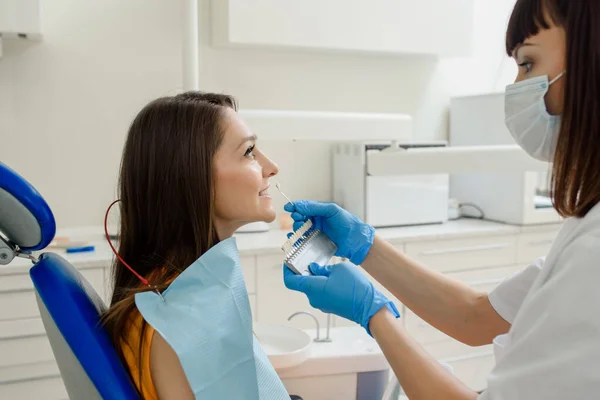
[450,93,562,225]
[333,141,450,228]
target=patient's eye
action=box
[244,145,256,159]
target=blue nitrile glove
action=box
[284,201,375,265]
[283,262,400,336]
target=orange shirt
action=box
[121,308,158,400]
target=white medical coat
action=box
[478,202,600,399]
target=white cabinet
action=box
[0,267,104,396]
[0,267,105,322]
[404,260,524,391]
[404,264,522,347]
[0,361,66,399]
[0,376,67,400]
[516,229,560,263]
[282,373,357,400]
[446,353,495,392]
[405,235,517,273]
[0,319,53,368]
[0,0,41,39]
[256,254,328,329]
[211,0,474,57]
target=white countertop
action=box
[276,326,389,379]
[2,218,562,274]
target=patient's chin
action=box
[257,208,277,223]
[262,210,277,223]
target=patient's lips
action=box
[259,185,271,198]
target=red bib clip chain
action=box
[104,200,165,302]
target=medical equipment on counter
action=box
[450,93,562,225]
[65,245,95,253]
[0,161,139,399]
[135,237,290,399]
[333,141,450,228]
[282,219,338,276]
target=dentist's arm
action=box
[369,307,478,400]
[362,235,509,346]
[286,201,509,346]
[284,263,478,400]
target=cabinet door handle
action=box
[466,278,505,287]
[0,288,33,295]
[442,350,495,363]
[528,239,554,246]
[420,243,510,256]
[0,332,46,341]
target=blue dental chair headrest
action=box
[0,163,55,262]
[0,162,139,399]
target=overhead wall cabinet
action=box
[211,0,474,57]
[0,0,41,39]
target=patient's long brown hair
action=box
[101,92,237,397]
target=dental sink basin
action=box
[277,326,390,379]
[254,323,312,369]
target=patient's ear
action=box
[150,332,195,399]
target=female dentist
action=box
[284,0,600,398]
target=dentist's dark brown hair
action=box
[101,91,237,397]
[506,0,600,218]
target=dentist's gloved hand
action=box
[284,262,400,336]
[284,201,375,265]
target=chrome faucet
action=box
[288,311,332,343]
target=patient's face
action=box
[213,108,279,237]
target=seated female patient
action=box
[101,92,279,399]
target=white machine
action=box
[450,93,562,225]
[333,141,449,228]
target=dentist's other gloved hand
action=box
[284,262,400,336]
[284,201,375,265]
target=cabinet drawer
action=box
[0,360,60,384]
[0,317,45,340]
[405,236,517,273]
[446,264,524,289]
[0,333,54,368]
[282,373,357,400]
[0,375,67,400]
[0,290,39,322]
[241,256,257,294]
[517,230,559,264]
[446,352,494,392]
[0,268,104,321]
[256,255,328,330]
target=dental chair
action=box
[0,161,139,399]
[0,162,304,400]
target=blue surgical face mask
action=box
[504,72,565,162]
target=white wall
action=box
[198,0,518,223]
[0,0,183,227]
[0,0,517,229]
